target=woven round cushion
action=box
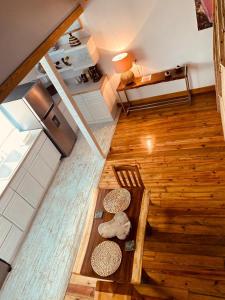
[103,188,131,213]
[91,241,122,277]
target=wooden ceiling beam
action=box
[0,4,84,103]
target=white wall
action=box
[82,0,215,100]
[0,0,80,85]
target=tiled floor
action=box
[0,118,118,300]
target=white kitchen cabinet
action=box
[29,153,54,189]
[39,138,61,171]
[10,167,26,191]
[72,77,117,124]
[0,188,14,214]
[0,225,23,263]
[23,131,46,170]
[17,173,45,208]
[3,192,34,231]
[0,131,61,263]
[0,217,12,246]
[73,94,94,123]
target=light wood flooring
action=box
[66,92,225,300]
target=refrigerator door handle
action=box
[51,115,60,128]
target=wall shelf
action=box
[21,35,99,84]
[49,36,90,57]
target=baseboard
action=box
[117,85,215,107]
[191,85,215,95]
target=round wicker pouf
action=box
[103,188,131,213]
[91,241,122,277]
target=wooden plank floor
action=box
[66,92,225,300]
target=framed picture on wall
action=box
[194,0,213,31]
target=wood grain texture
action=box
[99,91,225,299]
[113,165,145,188]
[95,281,163,300]
[117,66,187,92]
[64,92,225,299]
[73,188,99,274]
[131,189,150,284]
[0,5,83,103]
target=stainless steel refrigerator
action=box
[1,81,76,157]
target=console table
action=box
[117,65,191,114]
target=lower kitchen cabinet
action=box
[29,153,55,189]
[0,217,12,246]
[38,137,61,171]
[16,173,45,208]
[0,188,14,214]
[0,223,23,263]
[72,76,117,124]
[0,131,61,263]
[3,193,34,231]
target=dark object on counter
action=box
[0,259,11,290]
[81,73,89,83]
[61,56,72,67]
[165,71,171,79]
[68,33,81,47]
[94,210,104,219]
[46,84,57,96]
[55,61,62,70]
[37,63,46,74]
[125,240,135,252]
[88,65,102,82]
[175,65,183,73]
[2,81,76,157]
[48,43,59,53]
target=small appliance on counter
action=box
[1,81,76,157]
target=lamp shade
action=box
[112,52,133,73]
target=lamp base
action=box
[121,70,134,85]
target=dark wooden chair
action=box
[112,165,145,189]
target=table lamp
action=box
[112,52,134,85]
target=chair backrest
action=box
[112,165,145,189]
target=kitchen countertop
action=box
[52,76,107,105]
[0,129,43,197]
[65,75,106,96]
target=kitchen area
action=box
[0,12,118,298]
